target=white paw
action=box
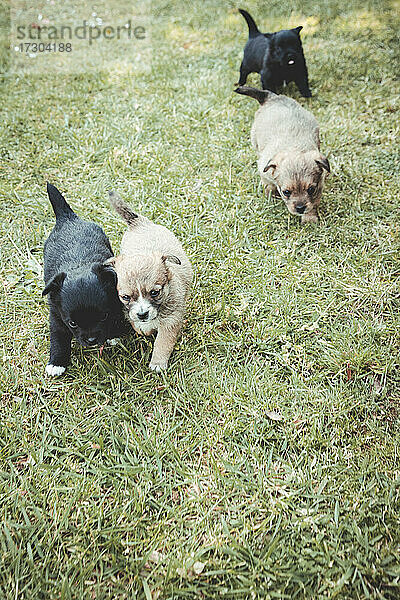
[301,213,318,224]
[45,364,66,377]
[107,338,120,346]
[149,361,168,373]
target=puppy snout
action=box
[137,310,149,321]
[295,204,306,214]
[85,336,98,346]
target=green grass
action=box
[0,0,399,598]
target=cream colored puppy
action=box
[107,192,193,372]
[235,86,330,223]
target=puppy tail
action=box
[234,86,271,104]
[238,9,260,38]
[109,191,139,226]
[47,183,76,221]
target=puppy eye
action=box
[307,185,316,196]
[120,295,130,302]
[100,313,108,322]
[282,189,291,198]
[69,321,77,328]
[150,289,160,299]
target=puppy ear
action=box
[293,26,303,34]
[162,255,181,266]
[42,272,66,296]
[235,86,271,105]
[263,160,277,174]
[103,256,116,267]
[92,262,117,286]
[263,152,286,174]
[316,156,330,174]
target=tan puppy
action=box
[107,192,193,372]
[235,86,330,223]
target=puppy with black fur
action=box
[107,191,193,373]
[235,86,330,223]
[238,8,311,98]
[43,183,127,376]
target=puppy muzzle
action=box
[129,306,158,324]
[288,202,312,216]
[276,187,312,216]
[77,336,105,348]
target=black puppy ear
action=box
[92,262,117,285]
[162,255,181,266]
[316,156,331,173]
[293,26,303,34]
[42,272,66,296]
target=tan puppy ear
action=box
[263,160,276,174]
[104,256,116,267]
[162,255,181,266]
[316,155,330,174]
[263,152,286,174]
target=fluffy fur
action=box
[107,191,193,372]
[43,183,127,376]
[238,9,311,98]
[235,86,330,223]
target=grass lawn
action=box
[1,0,399,597]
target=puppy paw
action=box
[45,364,66,377]
[301,213,318,224]
[149,360,168,373]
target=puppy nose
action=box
[296,204,306,214]
[86,337,97,345]
[137,310,149,321]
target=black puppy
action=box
[43,183,127,376]
[238,9,311,98]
